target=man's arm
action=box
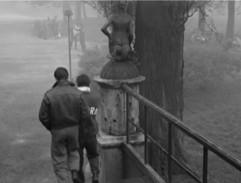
[38,94,51,131]
[80,98,90,124]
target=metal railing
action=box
[123,84,241,183]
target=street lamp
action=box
[64,10,73,80]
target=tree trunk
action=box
[135,1,186,178]
[75,1,82,24]
[226,1,235,39]
[82,2,87,19]
[198,3,206,33]
[75,1,86,51]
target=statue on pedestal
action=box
[96,2,145,137]
[101,1,134,62]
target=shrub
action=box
[78,47,108,78]
[78,45,241,93]
[77,47,108,95]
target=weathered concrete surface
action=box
[94,76,145,136]
[97,131,144,183]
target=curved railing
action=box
[122,84,241,183]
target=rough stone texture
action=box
[97,132,144,183]
[99,85,139,136]
[100,60,139,80]
[94,76,145,136]
[94,75,145,88]
[99,146,123,183]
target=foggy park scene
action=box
[0,1,241,183]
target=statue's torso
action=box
[111,14,131,45]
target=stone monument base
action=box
[94,75,145,136]
[100,60,139,80]
[97,130,144,183]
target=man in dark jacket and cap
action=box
[76,74,100,183]
[39,67,89,183]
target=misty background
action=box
[0,1,241,183]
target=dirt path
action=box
[0,20,92,183]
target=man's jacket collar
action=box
[52,80,75,88]
[77,86,90,93]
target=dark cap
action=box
[76,74,90,87]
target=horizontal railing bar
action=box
[130,121,202,182]
[171,156,202,183]
[122,84,241,171]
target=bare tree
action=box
[226,0,235,39]
[92,0,195,178]
[74,1,86,51]
[198,2,206,33]
[82,2,87,19]
[75,1,82,24]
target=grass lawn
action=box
[183,81,241,183]
[0,20,60,183]
[79,19,241,183]
[79,42,241,182]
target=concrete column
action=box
[94,76,145,136]
[94,60,145,183]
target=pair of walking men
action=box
[39,67,99,183]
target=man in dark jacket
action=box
[76,74,100,183]
[39,67,89,183]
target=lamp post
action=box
[64,10,73,80]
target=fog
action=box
[0,1,241,183]
[0,2,99,18]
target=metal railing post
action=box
[122,84,241,183]
[126,93,130,144]
[203,146,208,183]
[168,122,173,183]
[144,106,148,164]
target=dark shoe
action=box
[89,158,99,183]
[89,158,99,175]
[92,172,99,183]
[72,170,81,183]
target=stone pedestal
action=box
[100,60,140,80]
[94,76,145,136]
[97,131,144,183]
[94,59,145,182]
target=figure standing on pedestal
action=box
[101,1,134,61]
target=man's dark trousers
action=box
[79,135,99,181]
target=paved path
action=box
[0,19,94,183]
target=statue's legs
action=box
[108,40,115,56]
[122,44,130,58]
[113,44,130,61]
